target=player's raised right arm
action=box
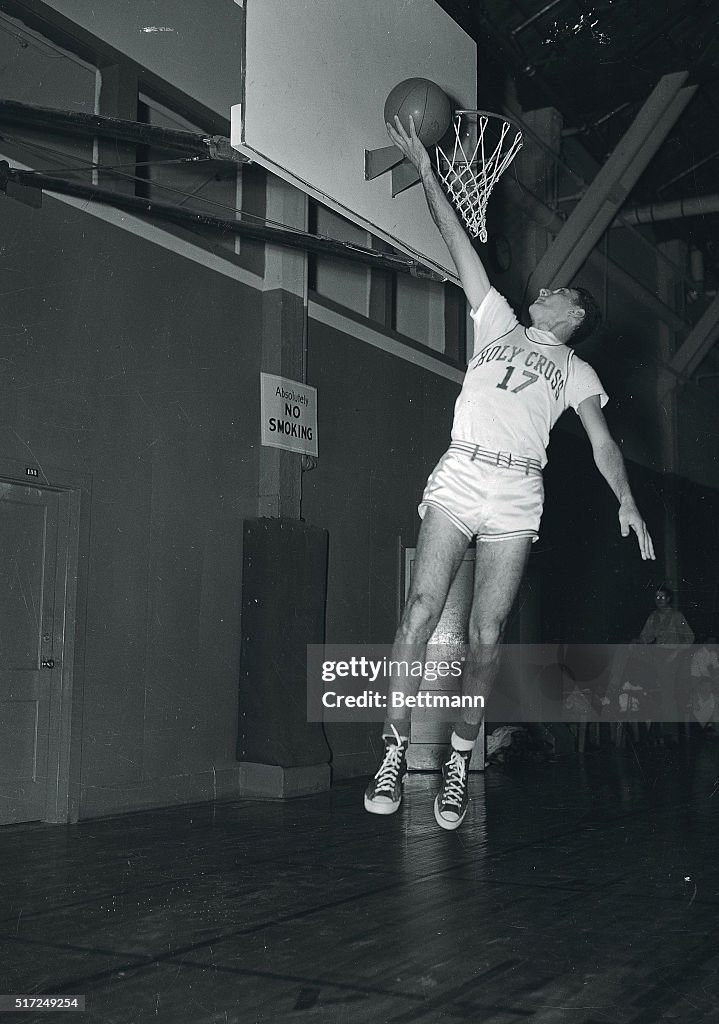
[386,115,490,311]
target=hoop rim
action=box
[449,110,523,134]
[435,109,524,242]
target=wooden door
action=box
[0,483,63,824]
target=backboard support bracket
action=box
[364,145,404,180]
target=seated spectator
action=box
[639,585,694,744]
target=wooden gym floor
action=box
[3,741,719,1023]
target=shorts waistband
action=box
[448,442,543,476]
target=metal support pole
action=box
[670,292,719,380]
[0,99,227,157]
[0,164,444,280]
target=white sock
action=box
[451,731,475,752]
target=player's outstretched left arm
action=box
[577,395,656,561]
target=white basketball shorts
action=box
[418,443,544,543]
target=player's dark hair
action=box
[570,287,602,345]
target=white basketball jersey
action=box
[451,289,607,466]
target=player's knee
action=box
[468,617,505,652]
[399,591,441,641]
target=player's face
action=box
[529,288,585,337]
[530,287,578,317]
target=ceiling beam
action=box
[670,292,719,380]
[528,72,697,290]
[504,176,687,331]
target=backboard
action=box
[231,0,477,284]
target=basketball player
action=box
[364,114,655,831]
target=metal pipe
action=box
[0,163,443,280]
[691,247,704,286]
[560,102,631,138]
[0,99,242,161]
[614,194,719,227]
[658,147,719,193]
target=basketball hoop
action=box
[436,111,523,243]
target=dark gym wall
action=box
[537,430,666,643]
[539,447,719,645]
[677,479,719,639]
[0,192,261,815]
[305,319,460,641]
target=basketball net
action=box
[436,111,523,243]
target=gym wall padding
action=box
[238,518,331,767]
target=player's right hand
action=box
[386,115,431,177]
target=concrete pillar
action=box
[96,63,138,194]
[257,175,307,518]
[240,174,332,798]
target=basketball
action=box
[383,78,452,147]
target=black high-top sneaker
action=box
[434,746,471,830]
[364,726,408,815]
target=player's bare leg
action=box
[364,506,469,815]
[434,536,532,830]
[462,536,533,717]
[386,506,470,716]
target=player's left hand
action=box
[619,500,655,560]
